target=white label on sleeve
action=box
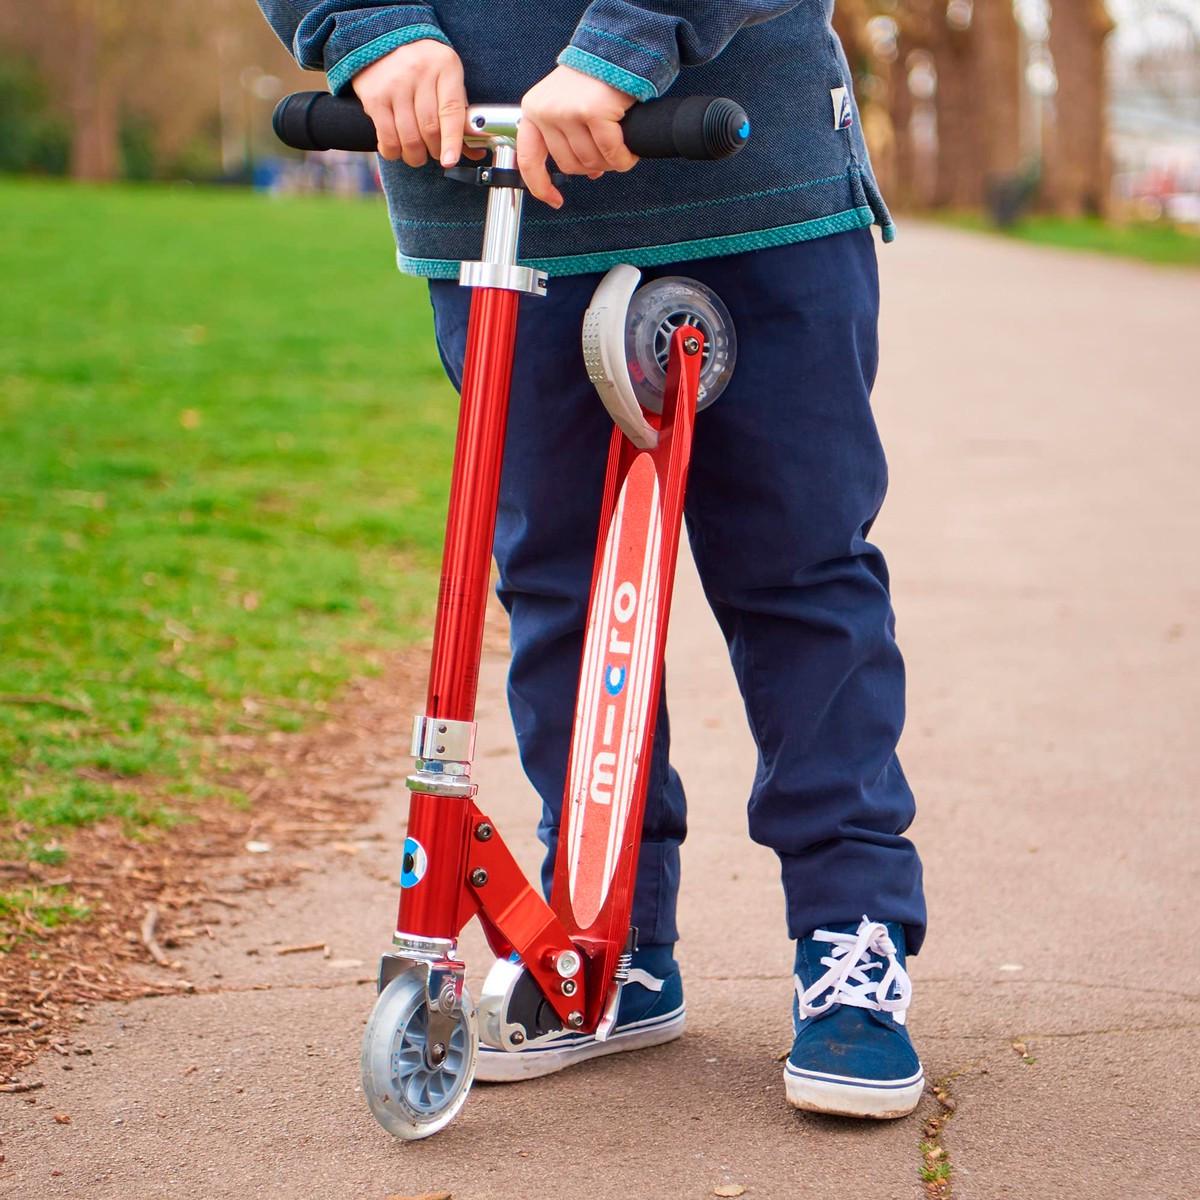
[831,86,853,130]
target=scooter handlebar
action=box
[621,96,749,160]
[272,92,749,161]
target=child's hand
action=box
[519,66,638,208]
[352,40,471,169]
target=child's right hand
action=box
[351,40,471,169]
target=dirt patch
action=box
[0,650,426,1083]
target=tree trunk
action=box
[974,0,1023,183]
[931,12,984,208]
[1046,0,1115,216]
[888,32,917,208]
[69,0,120,181]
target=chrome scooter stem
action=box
[458,109,547,297]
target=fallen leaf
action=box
[714,1187,746,1198]
[53,1113,71,1124]
[1011,1040,1027,1056]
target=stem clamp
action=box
[458,261,547,296]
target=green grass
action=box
[941,213,1200,267]
[0,180,456,861]
[0,886,92,950]
[918,1142,952,1184]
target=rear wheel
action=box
[360,969,477,1141]
[623,276,737,413]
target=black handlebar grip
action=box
[272,91,378,152]
[620,96,749,160]
[273,91,749,161]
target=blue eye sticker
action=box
[400,836,428,888]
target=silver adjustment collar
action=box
[406,768,474,798]
[459,261,547,296]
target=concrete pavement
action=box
[3,224,1198,1199]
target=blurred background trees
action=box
[833,0,1114,217]
[0,0,1196,224]
[834,0,1198,222]
[0,0,307,182]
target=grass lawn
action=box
[0,180,456,883]
[941,212,1200,268]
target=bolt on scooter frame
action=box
[389,108,703,1040]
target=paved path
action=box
[4,226,1199,1199]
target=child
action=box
[258,0,926,1119]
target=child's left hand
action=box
[518,66,638,208]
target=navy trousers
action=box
[429,229,926,954]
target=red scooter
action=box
[273,91,747,1140]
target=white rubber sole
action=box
[784,1062,924,1119]
[475,1006,685,1083]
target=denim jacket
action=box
[257,1,894,277]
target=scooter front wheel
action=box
[360,969,478,1141]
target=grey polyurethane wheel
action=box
[360,970,478,1141]
[623,275,737,414]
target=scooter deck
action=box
[552,327,704,1028]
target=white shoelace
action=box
[795,916,913,1027]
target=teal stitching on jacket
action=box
[396,206,876,279]
[327,24,449,94]
[396,170,861,229]
[557,47,657,102]
[576,23,671,67]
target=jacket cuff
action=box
[296,5,449,96]
[327,21,449,94]
[559,2,682,101]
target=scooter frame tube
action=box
[396,138,587,1030]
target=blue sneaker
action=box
[785,917,923,1119]
[476,944,684,1083]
